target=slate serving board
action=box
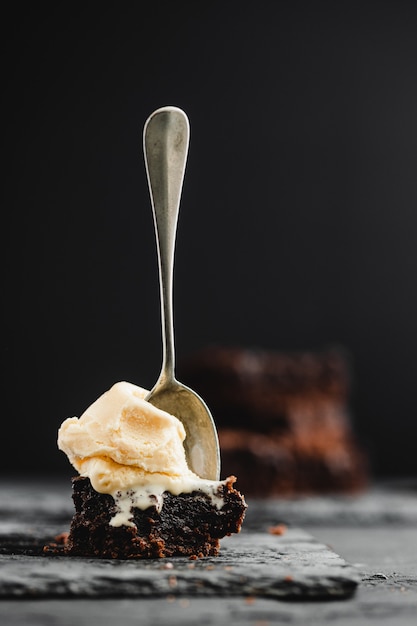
[0,530,359,600]
[0,479,359,600]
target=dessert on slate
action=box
[57,381,246,559]
[179,346,368,496]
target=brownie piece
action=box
[179,346,368,496]
[64,476,246,559]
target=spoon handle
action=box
[143,106,190,384]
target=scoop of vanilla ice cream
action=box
[58,381,199,494]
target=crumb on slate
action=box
[268,523,287,535]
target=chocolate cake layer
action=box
[179,346,368,495]
[180,346,351,431]
[64,476,246,559]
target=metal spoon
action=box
[143,106,220,480]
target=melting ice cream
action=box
[58,381,225,526]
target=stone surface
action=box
[2,590,417,626]
[0,524,359,599]
[1,477,416,624]
[244,479,417,528]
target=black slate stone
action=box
[0,479,359,600]
[1,478,417,625]
[0,529,359,600]
[244,480,417,528]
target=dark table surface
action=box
[0,476,416,625]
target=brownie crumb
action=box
[268,524,287,536]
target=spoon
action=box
[143,105,220,481]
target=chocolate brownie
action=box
[63,476,247,559]
[179,346,368,496]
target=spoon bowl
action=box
[146,378,220,480]
[143,106,220,480]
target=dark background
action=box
[3,1,417,479]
